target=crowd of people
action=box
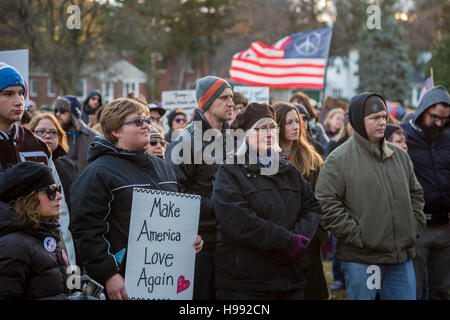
[0,63,449,300]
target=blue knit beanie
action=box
[0,63,25,92]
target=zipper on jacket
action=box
[379,161,399,262]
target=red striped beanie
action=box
[196,76,231,112]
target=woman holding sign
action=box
[70,98,203,300]
[213,102,322,300]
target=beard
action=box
[420,123,446,142]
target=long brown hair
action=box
[28,112,69,153]
[273,102,322,178]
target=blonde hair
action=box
[10,192,41,229]
[324,108,345,128]
[274,102,322,178]
[100,98,149,144]
[28,112,69,153]
[333,122,352,142]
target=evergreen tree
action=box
[357,0,412,101]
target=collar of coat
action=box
[241,154,291,175]
[352,130,394,162]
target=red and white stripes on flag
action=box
[230,37,326,88]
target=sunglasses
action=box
[34,129,59,137]
[54,108,68,114]
[149,139,166,147]
[174,117,186,123]
[38,184,62,201]
[150,116,161,122]
[122,117,151,127]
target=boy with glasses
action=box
[0,63,51,172]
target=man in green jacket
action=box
[316,93,426,300]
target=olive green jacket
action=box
[315,131,426,264]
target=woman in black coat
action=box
[274,102,328,300]
[212,103,322,300]
[0,162,69,300]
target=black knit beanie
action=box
[0,162,55,203]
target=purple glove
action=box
[286,234,310,261]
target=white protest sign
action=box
[233,86,270,104]
[125,189,200,300]
[0,49,29,106]
[161,90,197,132]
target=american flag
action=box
[230,27,333,88]
[418,75,434,103]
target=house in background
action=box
[29,59,148,108]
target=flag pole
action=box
[430,67,434,86]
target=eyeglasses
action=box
[54,108,68,114]
[38,184,62,201]
[174,117,186,123]
[34,129,59,137]
[149,139,166,147]
[122,117,151,127]
[426,110,449,123]
[254,124,278,133]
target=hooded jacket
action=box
[0,202,69,300]
[213,157,322,292]
[316,93,426,265]
[400,86,450,224]
[69,136,178,285]
[81,90,102,125]
[66,118,99,173]
[165,109,229,249]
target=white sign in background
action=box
[161,90,197,133]
[0,49,29,107]
[233,86,270,104]
[125,189,200,300]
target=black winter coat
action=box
[212,157,322,292]
[401,122,450,225]
[69,136,178,285]
[0,202,69,300]
[165,109,229,248]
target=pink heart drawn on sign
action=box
[177,276,190,294]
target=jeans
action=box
[341,259,416,300]
[413,221,450,300]
[216,288,304,300]
[193,249,216,300]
